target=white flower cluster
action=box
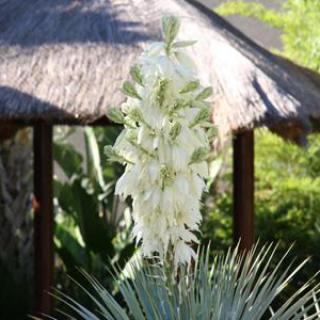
[106,16,215,267]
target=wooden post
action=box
[233,130,254,251]
[33,123,54,316]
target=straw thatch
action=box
[1,0,320,143]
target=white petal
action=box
[175,51,197,73]
[161,186,175,215]
[172,146,189,171]
[148,160,160,183]
[191,162,209,178]
[173,174,189,195]
[174,241,196,267]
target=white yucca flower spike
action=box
[106,16,214,267]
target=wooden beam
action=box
[33,124,54,316]
[233,130,254,251]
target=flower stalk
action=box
[106,16,214,268]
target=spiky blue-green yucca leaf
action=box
[47,244,320,319]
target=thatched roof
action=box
[1,0,320,143]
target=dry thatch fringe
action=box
[0,129,33,284]
[1,0,320,144]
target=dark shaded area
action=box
[0,263,33,320]
[0,0,154,47]
[0,86,79,123]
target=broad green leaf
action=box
[84,127,105,189]
[54,142,83,178]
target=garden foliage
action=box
[200,0,320,299]
[53,126,135,299]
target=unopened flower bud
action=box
[207,126,218,142]
[179,80,200,94]
[169,122,182,140]
[162,16,180,47]
[104,145,132,164]
[128,107,144,123]
[189,108,211,128]
[196,87,213,100]
[122,81,141,100]
[157,78,170,108]
[189,147,209,164]
[172,40,197,48]
[130,65,144,86]
[106,107,125,124]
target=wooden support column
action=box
[233,130,254,251]
[33,123,54,316]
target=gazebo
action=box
[1,0,320,316]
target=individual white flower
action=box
[175,51,197,72]
[147,159,161,183]
[106,16,215,268]
[191,162,209,178]
[174,240,197,268]
[171,145,189,172]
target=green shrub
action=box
[201,130,320,300]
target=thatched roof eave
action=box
[1,0,320,143]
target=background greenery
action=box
[53,126,135,312]
[200,0,320,298]
[201,131,320,293]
